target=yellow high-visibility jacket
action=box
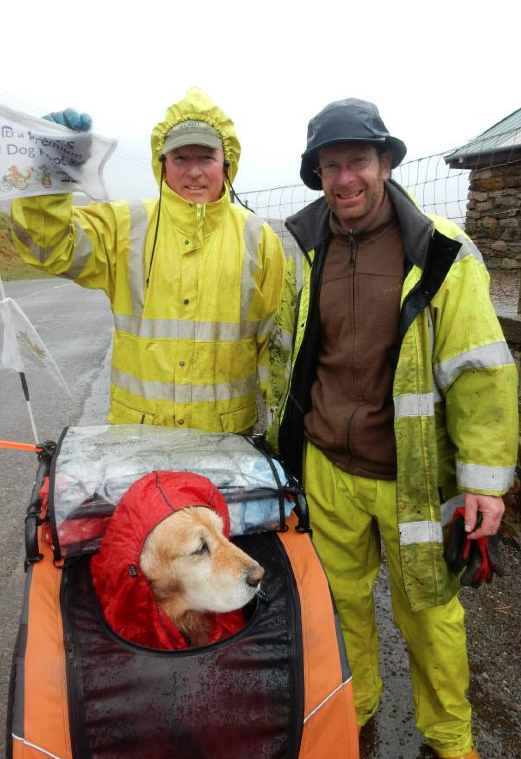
[267,179,518,612]
[11,89,285,432]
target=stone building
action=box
[446,110,521,430]
[445,108,521,270]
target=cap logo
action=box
[162,120,222,156]
[172,121,213,132]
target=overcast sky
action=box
[3,0,520,201]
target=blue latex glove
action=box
[43,108,92,131]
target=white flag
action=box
[0,297,72,397]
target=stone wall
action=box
[465,162,521,269]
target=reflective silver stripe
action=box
[240,212,264,325]
[66,222,93,278]
[116,211,265,340]
[12,733,67,759]
[399,520,443,545]
[456,462,514,491]
[440,493,465,527]
[394,392,434,417]
[112,368,256,402]
[455,234,484,264]
[304,678,352,724]
[434,342,514,388]
[258,364,269,383]
[128,201,151,316]
[257,315,275,338]
[114,313,259,340]
[11,220,69,264]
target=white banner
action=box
[0,103,117,202]
[0,296,72,396]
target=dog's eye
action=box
[193,541,209,556]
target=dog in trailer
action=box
[91,470,264,649]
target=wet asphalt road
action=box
[1,278,519,758]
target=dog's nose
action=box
[246,565,265,587]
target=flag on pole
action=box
[0,296,72,397]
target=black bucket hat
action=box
[300,98,407,190]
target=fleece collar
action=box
[285,178,435,270]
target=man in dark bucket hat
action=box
[267,98,517,759]
[300,98,407,189]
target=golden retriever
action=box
[139,506,265,647]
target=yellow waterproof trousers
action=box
[303,442,474,758]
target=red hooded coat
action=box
[90,471,245,649]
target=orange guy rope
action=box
[0,440,41,452]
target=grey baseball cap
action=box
[162,120,222,154]
[300,98,407,190]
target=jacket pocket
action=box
[220,403,257,434]
[108,399,155,425]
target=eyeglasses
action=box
[314,153,377,179]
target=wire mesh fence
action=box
[238,152,492,226]
[238,129,521,311]
[238,149,473,254]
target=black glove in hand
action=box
[444,507,504,588]
[444,507,469,573]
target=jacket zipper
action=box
[348,228,360,401]
[347,230,357,330]
[348,229,357,267]
[346,230,362,466]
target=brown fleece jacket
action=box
[304,194,405,479]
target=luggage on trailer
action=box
[7,426,359,759]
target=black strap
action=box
[48,427,69,563]
[249,436,287,531]
[24,441,56,570]
[250,436,310,533]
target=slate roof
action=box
[445,107,521,168]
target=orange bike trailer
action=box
[7,427,359,759]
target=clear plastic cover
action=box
[52,426,292,554]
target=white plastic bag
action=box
[0,103,117,201]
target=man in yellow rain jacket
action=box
[267,98,518,759]
[11,88,285,433]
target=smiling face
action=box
[164,144,225,203]
[318,142,392,232]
